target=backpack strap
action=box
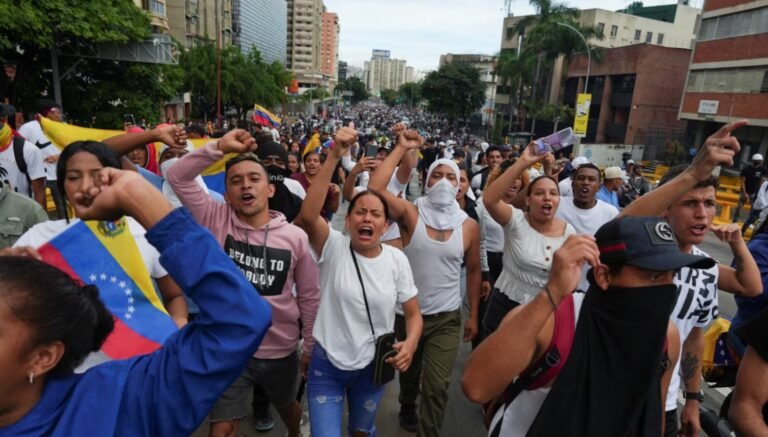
[13,135,27,175]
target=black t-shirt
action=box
[736,307,768,363]
[421,147,439,171]
[741,165,766,195]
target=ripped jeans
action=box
[307,343,385,436]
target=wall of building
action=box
[237,0,287,64]
[321,12,338,80]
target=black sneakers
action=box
[399,403,418,432]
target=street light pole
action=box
[556,22,590,93]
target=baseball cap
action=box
[596,217,715,272]
[627,159,635,165]
[572,156,590,168]
[753,153,764,161]
[604,166,623,179]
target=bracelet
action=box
[543,286,558,312]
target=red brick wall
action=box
[704,0,755,12]
[682,93,768,119]
[693,34,768,63]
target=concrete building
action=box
[135,0,170,33]
[566,44,691,146]
[496,2,700,121]
[321,12,339,83]
[363,50,414,94]
[286,0,336,91]
[338,61,348,81]
[166,0,233,48]
[232,0,287,64]
[679,0,768,164]
[440,54,498,125]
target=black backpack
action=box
[12,135,32,195]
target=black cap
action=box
[595,217,715,271]
[0,104,15,118]
[256,141,289,165]
[34,99,60,115]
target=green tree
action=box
[421,63,486,123]
[0,0,159,124]
[397,82,422,107]
[336,77,369,104]
[380,89,399,107]
[495,49,536,131]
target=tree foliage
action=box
[335,77,369,104]
[380,89,398,107]
[397,82,422,107]
[0,0,159,125]
[180,42,291,121]
[421,63,486,122]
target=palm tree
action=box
[495,49,535,133]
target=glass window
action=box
[688,67,768,93]
[645,31,653,43]
[657,33,664,45]
[610,25,618,37]
[634,29,641,40]
[150,0,165,15]
[698,7,768,41]
[596,22,605,36]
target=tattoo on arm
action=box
[681,352,700,382]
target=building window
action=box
[610,25,618,37]
[657,33,664,45]
[645,31,653,43]
[634,29,641,41]
[596,22,605,36]
[150,0,165,15]
[698,7,768,41]
[686,67,768,93]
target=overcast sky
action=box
[323,0,698,71]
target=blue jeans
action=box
[307,343,385,437]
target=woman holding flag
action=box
[0,129,273,435]
[14,140,189,330]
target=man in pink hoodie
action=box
[166,132,319,437]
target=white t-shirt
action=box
[284,178,306,199]
[558,178,573,197]
[310,229,418,371]
[14,217,168,279]
[555,197,619,236]
[494,205,576,304]
[0,137,46,197]
[666,246,719,411]
[477,199,505,253]
[18,120,59,181]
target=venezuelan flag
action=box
[251,104,281,128]
[38,218,177,359]
[39,117,229,194]
[302,132,321,157]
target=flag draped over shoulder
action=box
[38,218,177,359]
[39,117,229,194]
[251,104,281,128]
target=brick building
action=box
[679,0,768,163]
[566,44,691,145]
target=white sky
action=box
[323,0,695,71]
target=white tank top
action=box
[489,293,585,437]
[403,216,464,315]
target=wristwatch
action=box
[683,391,704,402]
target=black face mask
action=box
[266,165,291,184]
[527,280,678,437]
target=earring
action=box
[28,371,34,385]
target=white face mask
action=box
[160,157,178,179]
[426,178,458,208]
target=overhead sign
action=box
[698,100,719,115]
[573,93,592,136]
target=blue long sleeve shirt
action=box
[1,208,272,436]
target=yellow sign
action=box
[573,93,592,136]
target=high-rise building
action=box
[286,0,331,90]
[363,51,413,94]
[679,0,768,163]
[166,0,233,49]
[338,61,348,81]
[321,12,339,83]
[231,0,287,64]
[135,0,170,33]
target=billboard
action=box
[573,93,592,136]
[372,49,390,59]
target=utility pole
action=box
[215,0,222,127]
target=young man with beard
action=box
[166,131,320,437]
[463,216,708,436]
[620,120,763,437]
[555,163,619,235]
[370,131,482,437]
